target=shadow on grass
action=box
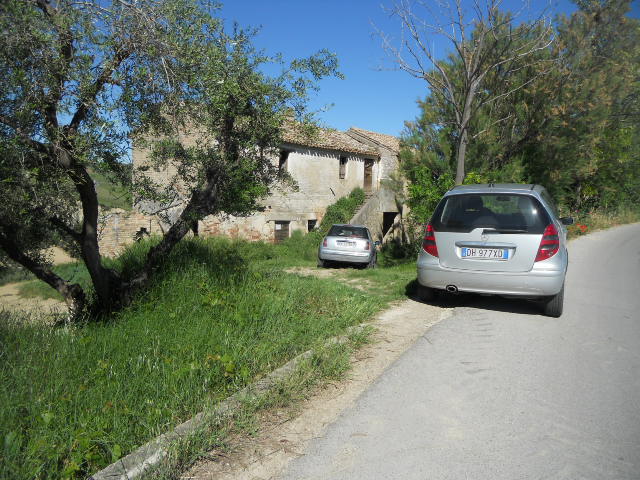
[320,261,368,270]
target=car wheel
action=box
[542,284,564,317]
[366,255,377,269]
[317,258,326,268]
[416,283,436,302]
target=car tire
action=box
[542,284,564,317]
[366,255,377,269]
[416,283,436,302]
[317,258,326,268]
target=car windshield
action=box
[328,226,368,238]
[431,194,550,234]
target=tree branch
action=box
[68,47,132,133]
[0,231,85,315]
[49,216,82,243]
[0,114,54,156]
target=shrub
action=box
[318,188,366,234]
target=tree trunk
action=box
[455,84,475,185]
[129,178,221,293]
[455,127,468,185]
[129,137,227,294]
[62,149,123,311]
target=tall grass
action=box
[0,237,393,479]
[566,205,640,238]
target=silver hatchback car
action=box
[318,224,377,268]
[416,184,573,317]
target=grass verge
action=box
[148,327,372,480]
[566,206,640,239]
[0,237,411,480]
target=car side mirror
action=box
[560,217,574,226]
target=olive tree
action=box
[0,0,339,316]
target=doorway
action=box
[383,212,398,237]
[364,159,374,193]
[274,221,290,244]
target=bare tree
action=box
[378,0,554,184]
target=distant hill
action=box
[91,168,132,211]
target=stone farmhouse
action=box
[98,123,404,256]
[194,124,403,243]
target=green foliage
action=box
[400,0,640,216]
[317,188,366,234]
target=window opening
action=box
[307,219,317,232]
[339,156,347,179]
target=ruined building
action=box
[99,123,404,256]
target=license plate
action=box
[461,247,509,260]
[337,241,355,247]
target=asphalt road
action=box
[280,223,640,480]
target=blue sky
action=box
[219,0,639,138]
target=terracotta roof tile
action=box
[348,127,401,153]
[282,122,379,157]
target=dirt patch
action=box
[285,266,340,279]
[182,299,452,480]
[46,246,76,265]
[0,248,74,321]
[284,266,374,292]
[0,282,66,322]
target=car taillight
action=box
[323,238,327,247]
[535,224,559,262]
[422,223,438,257]
[364,241,370,250]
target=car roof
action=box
[330,223,368,229]
[445,183,545,196]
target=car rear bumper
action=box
[417,254,566,297]
[319,248,372,264]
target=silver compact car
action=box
[318,224,377,268]
[416,184,573,317]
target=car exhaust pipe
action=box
[445,285,458,294]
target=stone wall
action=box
[196,144,382,243]
[97,209,163,257]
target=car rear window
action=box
[328,226,369,238]
[431,194,551,234]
